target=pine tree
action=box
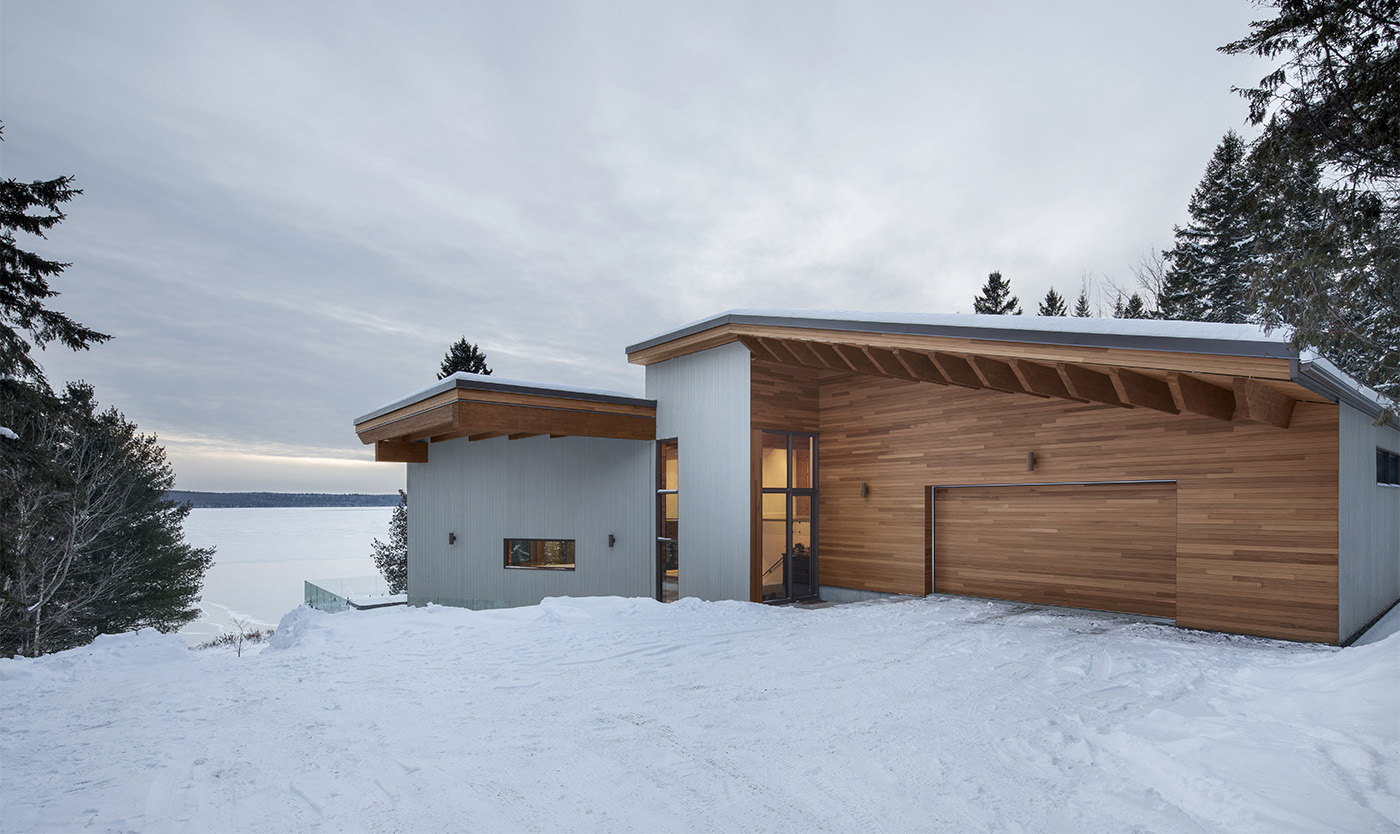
[1038,288,1068,316]
[1072,288,1093,317]
[972,271,1022,315]
[371,490,408,595]
[1160,131,1253,322]
[438,338,491,379]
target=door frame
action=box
[753,430,819,604]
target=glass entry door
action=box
[760,431,818,603]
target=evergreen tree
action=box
[1038,288,1068,316]
[0,130,212,656]
[0,383,214,656]
[1160,131,1253,322]
[972,271,1022,315]
[1072,287,1093,317]
[0,126,110,387]
[1116,293,1150,319]
[1223,2,1399,401]
[1223,0,1399,190]
[371,490,408,595]
[438,338,491,379]
[1244,125,1399,399]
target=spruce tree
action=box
[0,129,212,656]
[371,490,408,595]
[972,271,1022,315]
[1222,3,1399,402]
[1116,293,1150,319]
[1072,288,1093,317]
[1038,288,1068,316]
[1160,131,1253,322]
[1244,124,1399,400]
[438,338,491,379]
[0,127,110,387]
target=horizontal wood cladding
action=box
[751,361,821,432]
[812,372,1340,643]
[933,483,1178,619]
[635,322,1299,381]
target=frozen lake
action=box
[177,507,393,644]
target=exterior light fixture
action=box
[860,482,869,499]
[608,534,616,548]
[1027,452,1037,471]
[448,532,457,545]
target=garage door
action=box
[932,482,1176,619]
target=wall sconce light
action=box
[448,532,457,545]
[860,482,869,499]
[608,534,616,548]
[1027,451,1037,472]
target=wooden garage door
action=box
[933,482,1177,618]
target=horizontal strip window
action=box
[504,539,575,570]
[1380,448,1400,486]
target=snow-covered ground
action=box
[2,595,1396,833]
[177,507,392,645]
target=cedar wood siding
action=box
[751,360,1341,644]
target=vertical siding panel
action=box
[1338,404,1400,641]
[407,434,652,610]
[647,342,752,601]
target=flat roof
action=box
[354,372,654,426]
[625,309,1301,359]
[624,308,1393,421]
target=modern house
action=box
[354,310,1399,645]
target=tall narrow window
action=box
[760,431,818,603]
[657,439,679,602]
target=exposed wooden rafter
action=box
[1109,368,1179,414]
[1010,359,1082,401]
[734,332,1300,429]
[374,440,428,463]
[1168,372,1235,422]
[930,352,983,389]
[862,346,918,380]
[970,356,1035,396]
[1057,363,1127,408]
[1233,378,1297,429]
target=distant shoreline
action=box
[166,491,399,509]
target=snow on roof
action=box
[355,372,652,426]
[625,308,1299,358]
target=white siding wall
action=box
[406,434,654,609]
[1339,403,1400,642]
[647,342,752,601]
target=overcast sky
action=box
[1,1,1273,493]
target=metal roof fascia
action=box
[1291,356,1395,425]
[624,312,1300,360]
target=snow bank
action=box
[2,596,1396,833]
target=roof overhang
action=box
[626,310,1393,427]
[354,374,656,462]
